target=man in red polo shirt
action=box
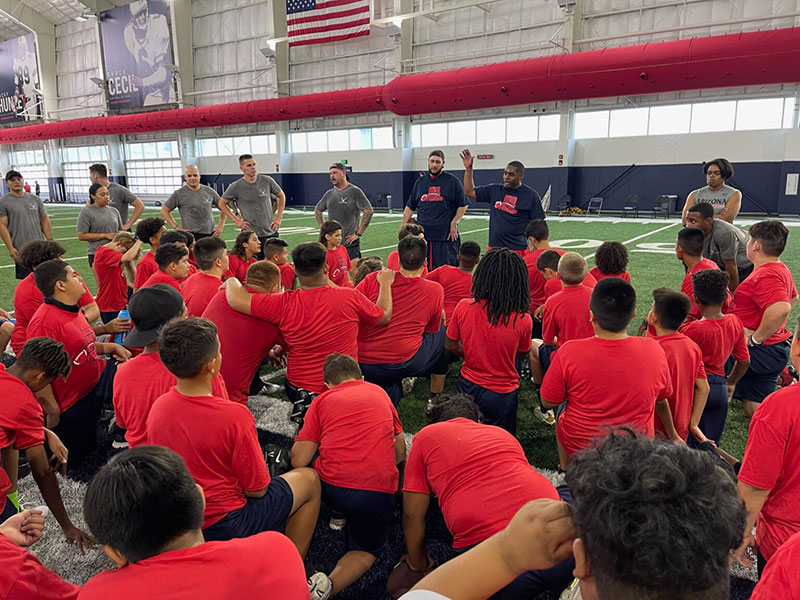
[92,232,141,323]
[26,259,130,463]
[202,261,283,403]
[146,318,321,561]
[402,394,572,599]
[132,217,166,291]
[675,226,730,323]
[224,242,393,407]
[357,236,445,406]
[730,220,797,418]
[140,242,189,293]
[182,237,229,316]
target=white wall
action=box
[53,20,104,120]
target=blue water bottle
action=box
[115,309,130,345]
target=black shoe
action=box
[290,390,316,428]
[108,418,128,449]
[265,444,291,477]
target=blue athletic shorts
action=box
[538,345,557,373]
[732,340,790,404]
[321,480,395,554]
[457,375,519,435]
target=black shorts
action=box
[538,345,557,373]
[732,340,791,403]
[321,480,395,554]
[457,375,519,435]
[192,232,213,240]
[344,240,361,260]
[427,239,460,270]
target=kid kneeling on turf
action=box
[291,353,406,599]
[588,241,631,283]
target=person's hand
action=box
[106,232,117,240]
[344,234,360,245]
[376,269,396,286]
[271,217,282,231]
[212,225,224,237]
[533,305,545,321]
[670,434,688,446]
[236,218,252,231]
[8,246,18,260]
[62,524,97,554]
[637,318,649,337]
[734,532,756,568]
[0,307,11,320]
[0,509,45,547]
[268,345,287,368]
[447,222,459,241]
[105,317,131,334]
[109,343,131,362]
[498,499,576,574]
[727,384,736,404]
[121,223,132,232]
[460,148,474,169]
[689,425,709,445]
[45,429,69,475]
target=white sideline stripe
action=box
[582,222,679,261]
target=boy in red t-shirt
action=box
[537,250,596,307]
[646,288,709,443]
[523,220,563,338]
[92,232,141,323]
[675,227,730,323]
[541,278,672,470]
[80,445,311,600]
[427,240,481,396]
[387,223,428,276]
[146,318,321,557]
[263,237,296,290]
[750,531,800,599]
[132,217,166,291]
[140,243,189,293]
[446,249,531,434]
[402,394,572,598]
[182,237,229,317]
[320,220,353,287]
[588,241,631,283]
[682,270,750,445]
[292,354,405,597]
[358,236,445,407]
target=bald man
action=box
[161,165,225,239]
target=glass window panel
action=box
[476,118,506,143]
[307,131,327,152]
[648,104,691,135]
[783,97,796,129]
[411,124,421,147]
[420,123,447,147]
[372,127,393,149]
[327,129,349,152]
[690,101,736,133]
[506,116,538,142]
[447,121,476,145]
[78,146,90,161]
[127,143,143,160]
[216,138,233,156]
[197,139,216,156]
[735,98,783,131]
[90,146,106,161]
[574,111,609,139]
[267,134,277,153]
[143,143,159,159]
[290,132,307,153]
[538,114,560,141]
[349,128,371,150]
[250,135,270,154]
[609,107,649,137]
[232,137,250,154]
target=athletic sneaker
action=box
[308,572,333,600]
[259,379,282,395]
[329,510,346,531]
[533,405,556,426]
[402,377,416,395]
[108,417,129,449]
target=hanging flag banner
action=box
[99,0,177,109]
[0,33,41,123]
[287,0,371,47]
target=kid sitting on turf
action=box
[225,230,260,284]
[320,220,353,287]
[146,318,321,555]
[292,354,406,599]
[388,223,428,276]
[427,241,481,396]
[92,232,140,323]
[588,241,631,283]
[445,249,531,434]
[540,278,672,470]
[132,217,166,291]
[353,256,383,286]
[537,250,596,309]
[675,227,730,322]
[79,446,310,599]
[682,270,750,445]
[182,237,230,317]
[140,243,190,293]
[645,288,709,444]
[263,238,296,290]
[523,220,564,338]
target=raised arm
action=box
[460,149,477,199]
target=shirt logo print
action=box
[421,186,443,202]
[495,195,518,215]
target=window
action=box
[447,121,476,145]
[372,127,393,149]
[10,150,49,200]
[126,159,183,195]
[62,145,109,203]
[690,101,736,133]
[125,141,178,160]
[783,97,796,129]
[539,114,560,141]
[506,116,538,143]
[196,135,277,156]
[421,123,447,147]
[307,131,327,152]
[735,98,784,131]
[411,124,421,147]
[476,119,505,143]
[290,132,307,153]
[648,104,691,135]
[574,111,609,139]
[349,128,371,150]
[609,107,649,137]
[327,129,349,152]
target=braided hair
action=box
[16,337,72,380]
[471,248,530,327]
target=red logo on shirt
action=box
[421,186,443,202]
[494,195,518,215]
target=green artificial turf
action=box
[4,205,799,469]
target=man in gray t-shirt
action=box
[219,155,285,254]
[89,163,145,230]
[686,202,752,291]
[161,165,224,238]
[315,162,374,260]
[0,170,52,279]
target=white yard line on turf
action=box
[582,222,679,261]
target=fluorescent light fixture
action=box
[390,17,403,27]
[259,47,275,59]
[90,77,105,87]
[385,23,402,36]
[164,64,179,72]
[75,10,96,21]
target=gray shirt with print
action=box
[166,185,220,234]
[107,182,138,224]
[77,204,123,255]
[222,175,282,238]
[703,219,752,271]
[0,192,47,250]
[316,184,372,240]
[693,184,739,215]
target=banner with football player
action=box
[99,0,177,109]
[0,33,41,123]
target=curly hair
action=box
[425,393,483,424]
[353,256,383,286]
[17,240,67,271]
[594,241,628,276]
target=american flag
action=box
[286,0,371,47]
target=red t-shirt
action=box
[651,333,706,441]
[387,251,428,277]
[356,272,444,364]
[587,267,630,283]
[738,384,800,560]
[224,254,256,284]
[202,289,281,404]
[326,246,351,287]
[250,286,384,393]
[11,273,94,356]
[404,418,559,548]
[77,532,309,600]
[27,303,104,413]
[541,285,594,347]
[541,336,672,457]
[543,272,597,301]
[0,534,80,600]
[426,266,473,326]
[682,314,749,376]
[732,262,798,345]
[92,245,128,312]
[295,380,402,493]
[133,251,157,290]
[448,299,531,393]
[183,272,222,317]
[524,248,565,311]
[114,352,229,447]
[147,389,269,528]
[279,263,296,290]
[141,270,184,293]
[681,258,731,322]
[750,530,800,600]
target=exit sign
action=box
[477,154,494,160]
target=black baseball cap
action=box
[5,170,22,181]
[124,284,185,347]
[329,162,350,181]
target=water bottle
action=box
[114,309,130,345]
